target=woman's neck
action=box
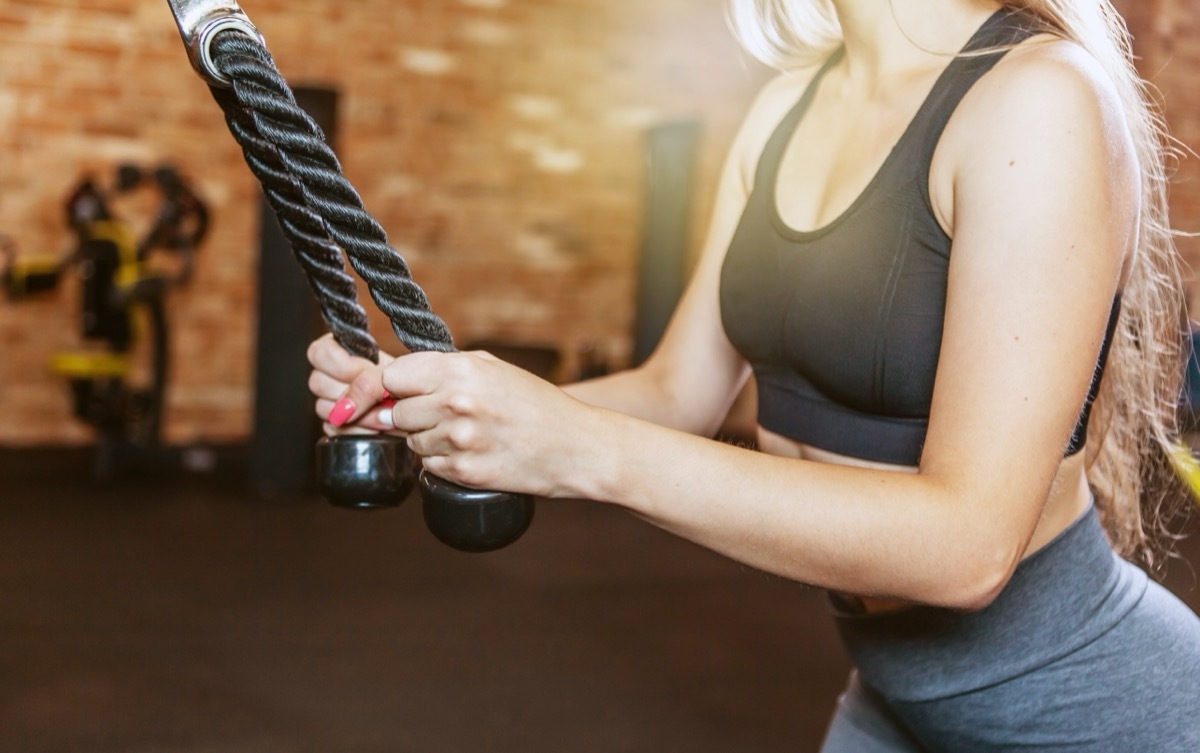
[830,0,1003,89]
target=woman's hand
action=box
[381,350,592,498]
[306,333,396,434]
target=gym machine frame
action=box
[3,167,209,479]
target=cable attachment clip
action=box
[164,0,264,88]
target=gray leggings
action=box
[821,506,1200,752]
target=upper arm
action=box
[920,42,1139,539]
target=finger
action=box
[306,333,346,374]
[306,335,385,428]
[326,388,381,428]
[328,368,387,427]
[417,453,486,491]
[306,333,374,382]
[467,349,501,363]
[316,397,337,421]
[321,421,382,438]
[316,400,398,434]
[321,359,388,428]
[405,428,448,460]
[308,370,349,403]
[387,394,445,434]
[380,351,455,399]
[359,398,404,433]
[418,453,451,477]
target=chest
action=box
[774,84,947,235]
[719,178,951,418]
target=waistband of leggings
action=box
[831,503,1148,702]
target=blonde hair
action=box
[727,0,1190,568]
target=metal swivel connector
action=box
[164,0,265,88]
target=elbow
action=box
[948,567,1012,612]
[939,542,1022,612]
[636,360,735,437]
[945,493,1052,611]
[910,481,1033,612]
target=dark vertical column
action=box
[633,119,701,366]
[250,87,339,496]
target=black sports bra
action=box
[719,9,1118,466]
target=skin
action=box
[308,0,1138,611]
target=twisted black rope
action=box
[207,31,456,357]
[215,89,379,360]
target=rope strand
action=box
[208,31,456,356]
[212,86,379,361]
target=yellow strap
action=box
[87,220,140,287]
[8,256,59,287]
[48,351,130,378]
[1168,441,1200,505]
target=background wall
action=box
[0,0,1196,446]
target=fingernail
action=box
[377,407,394,429]
[328,398,356,427]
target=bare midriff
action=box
[755,426,1093,614]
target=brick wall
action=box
[0,0,766,444]
[1,0,1197,446]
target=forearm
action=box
[563,368,675,425]
[564,366,734,437]
[565,406,1023,609]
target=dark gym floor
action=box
[1,447,1198,753]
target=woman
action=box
[308,0,1200,749]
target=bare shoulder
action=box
[952,35,1132,159]
[935,36,1138,234]
[728,62,828,190]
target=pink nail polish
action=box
[328,398,356,427]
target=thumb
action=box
[327,365,386,428]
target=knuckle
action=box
[442,457,487,488]
[405,434,424,456]
[447,423,477,451]
[313,333,338,356]
[351,371,378,395]
[380,364,400,394]
[441,455,465,479]
[447,393,477,416]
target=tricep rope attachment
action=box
[165,0,455,360]
[163,0,536,552]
